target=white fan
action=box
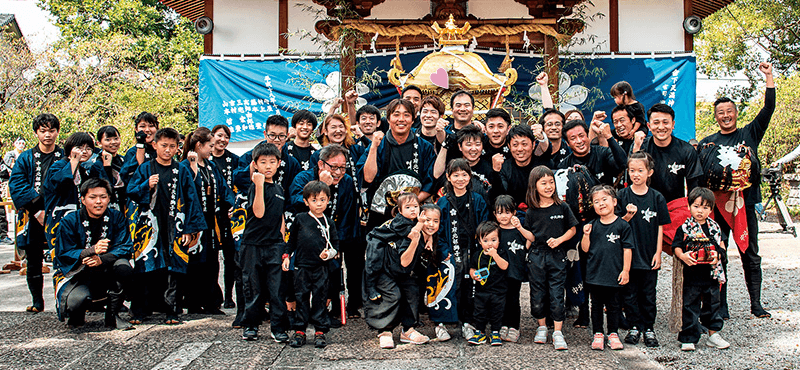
[528,71,589,113]
[309,71,368,113]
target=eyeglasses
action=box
[321,159,346,173]
[266,133,288,141]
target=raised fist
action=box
[583,223,593,235]
[592,111,607,122]
[319,170,334,185]
[536,72,548,86]
[251,171,265,185]
[372,131,385,146]
[531,123,544,141]
[758,62,773,75]
[344,89,358,104]
[492,153,505,172]
[626,203,638,215]
[135,131,148,145]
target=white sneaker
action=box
[499,326,509,341]
[706,333,730,349]
[534,325,548,344]
[552,331,568,350]
[505,327,520,343]
[681,342,695,351]
[435,323,451,341]
[379,331,394,349]
[462,323,476,339]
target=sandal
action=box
[165,315,182,325]
[129,317,144,325]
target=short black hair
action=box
[80,177,112,197]
[212,124,231,138]
[590,184,617,200]
[688,187,715,209]
[485,108,511,125]
[302,180,331,200]
[265,114,289,131]
[493,195,516,214]
[713,97,737,112]
[356,105,381,122]
[611,105,634,120]
[134,112,159,128]
[538,108,565,126]
[401,85,422,97]
[96,125,120,142]
[64,132,95,154]
[648,103,675,120]
[154,127,180,142]
[562,119,588,139]
[450,90,475,108]
[507,124,535,142]
[457,124,483,145]
[318,143,348,163]
[252,142,281,162]
[476,221,499,240]
[32,114,60,132]
[292,109,318,130]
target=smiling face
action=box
[648,112,674,145]
[542,112,564,141]
[35,126,58,148]
[254,154,280,181]
[627,158,652,187]
[612,110,637,139]
[213,129,230,151]
[403,89,422,113]
[591,190,617,217]
[389,104,414,137]
[82,187,110,219]
[295,119,314,141]
[536,175,556,200]
[264,125,289,147]
[452,94,474,125]
[358,113,378,135]
[480,229,499,251]
[323,118,347,145]
[318,153,347,185]
[447,169,471,193]
[508,136,533,166]
[195,140,214,160]
[398,198,420,220]
[99,132,120,155]
[715,101,738,133]
[419,103,441,130]
[564,125,590,157]
[420,209,441,236]
[136,121,158,143]
[304,192,330,217]
[459,137,483,165]
[73,144,94,162]
[485,117,509,147]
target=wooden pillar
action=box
[279,0,288,50]
[683,0,693,52]
[340,33,357,95]
[544,35,559,103]
[203,0,213,54]
[609,0,619,52]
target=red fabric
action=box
[661,197,690,255]
[714,190,749,253]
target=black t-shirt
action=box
[242,181,285,246]
[284,142,316,172]
[671,222,719,286]
[524,202,578,250]
[453,193,475,253]
[640,136,703,202]
[615,187,671,270]
[153,161,178,245]
[384,134,418,177]
[415,130,440,153]
[585,216,634,287]
[470,159,494,201]
[287,212,339,268]
[471,246,508,293]
[628,101,647,125]
[498,227,528,281]
[557,144,625,186]
[550,140,571,170]
[613,125,649,155]
[497,161,535,207]
[481,137,512,162]
[197,164,215,215]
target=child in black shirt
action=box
[287,181,338,349]
[581,185,633,351]
[524,166,578,350]
[672,187,729,351]
[240,143,291,343]
[467,221,509,346]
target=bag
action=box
[554,165,598,223]
[698,142,754,192]
[369,169,421,215]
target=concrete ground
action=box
[0,222,796,370]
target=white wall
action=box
[286,0,327,53]
[566,0,610,53]
[618,0,685,52]
[469,0,532,19]
[367,0,431,19]
[213,0,279,54]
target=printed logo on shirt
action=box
[668,162,685,175]
[596,172,604,180]
[641,208,657,223]
[607,233,620,244]
[559,148,566,155]
[507,240,525,254]
[550,214,564,220]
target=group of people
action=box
[10,61,774,352]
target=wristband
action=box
[136,143,145,149]
[282,253,289,260]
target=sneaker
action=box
[552,331,568,350]
[435,323,451,341]
[706,332,730,349]
[242,327,258,341]
[624,327,640,345]
[289,331,306,347]
[272,331,289,343]
[534,326,548,344]
[607,333,623,350]
[591,333,605,350]
[490,331,502,346]
[505,327,520,343]
[643,329,659,347]
[400,328,430,345]
[0,236,12,245]
[499,326,509,341]
[468,331,487,345]
[378,331,394,349]
[681,342,696,351]
[314,332,327,348]
[462,323,476,339]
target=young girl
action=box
[494,195,535,343]
[436,158,489,339]
[616,152,670,347]
[581,185,634,351]
[414,204,449,340]
[363,192,430,349]
[523,166,578,350]
[610,81,647,124]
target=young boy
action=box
[284,109,319,171]
[468,221,509,346]
[126,128,206,325]
[672,187,729,351]
[287,181,338,349]
[239,142,290,342]
[9,114,63,313]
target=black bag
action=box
[555,164,598,223]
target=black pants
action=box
[679,283,723,343]
[363,273,419,332]
[343,238,366,315]
[472,289,506,333]
[294,265,330,333]
[715,205,764,312]
[622,269,658,330]
[185,255,223,311]
[240,244,287,332]
[454,261,474,325]
[233,249,245,324]
[64,259,134,320]
[502,278,522,329]
[23,220,46,308]
[588,284,622,334]
[220,239,238,302]
[528,248,568,322]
